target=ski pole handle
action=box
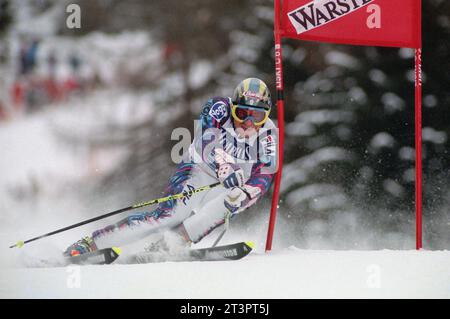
[9,182,221,249]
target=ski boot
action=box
[64,236,98,257]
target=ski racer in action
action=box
[64,78,278,257]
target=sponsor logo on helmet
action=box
[243,91,266,101]
[209,102,228,121]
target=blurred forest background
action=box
[0,0,448,250]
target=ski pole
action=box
[212,211,231,247]
[9,182,221,249]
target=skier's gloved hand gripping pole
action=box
[9,182,221,249]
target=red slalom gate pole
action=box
[415,47,423,250]
[414,0,423,251]
[266,0,285,252]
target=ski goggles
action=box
[231,104,269,126]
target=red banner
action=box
[280,0,421,48]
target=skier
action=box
[64,78,278,257]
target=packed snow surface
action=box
[1,247,449,298]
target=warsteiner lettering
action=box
[288,0,374,34]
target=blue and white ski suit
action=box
[92,97,277,248]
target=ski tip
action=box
[112,247,122,256]
[245,241,255,250]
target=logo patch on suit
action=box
[182,184,196,206]
[261,135,276,156]
[209,102,228,122]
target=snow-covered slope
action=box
[1,247,449,298]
